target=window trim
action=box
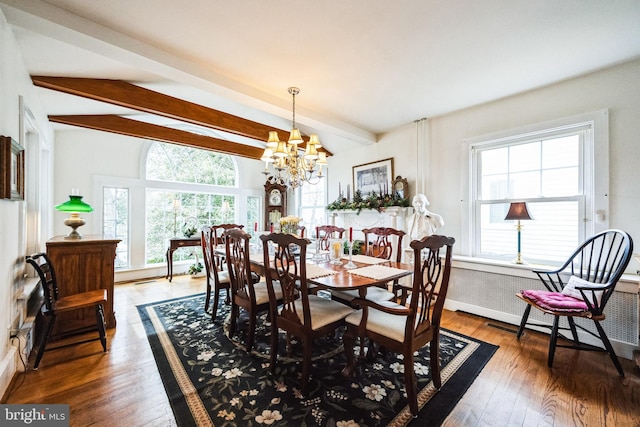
[461,109,609,259]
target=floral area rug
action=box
[137,293,497,427]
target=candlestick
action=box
[346,184,350,201]
[254,222,258,232]
[349,227,353,242]
[270,223,273,233]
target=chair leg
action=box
[516,304,532,339]
[567,317,580,345]
[301,338,312,396]
[33,314,55,370]
[229,303,238,338]
[204,281,212,313]
[210,286,221,320]
[593,320,625,377]
[95,304,108,352]
[341,327,356,377]
[403,349,418,416]
[269,319,278,373]
[548,315,560,368]
[429,334,442,389]
[246,311,256,353]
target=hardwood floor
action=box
[3,275,639,426]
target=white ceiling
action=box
[2,0,640,155]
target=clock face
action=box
[269,189,282,206]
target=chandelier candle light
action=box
[261,87,327,188]
[504,202,533,264]
[55,189,94,239]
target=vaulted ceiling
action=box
[2,0,640,157]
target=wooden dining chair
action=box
[342,234,455,416]
[225,228,282,352]
[212,223,245,270]
[331,226,404,304]
[316,225,345,251]
[201,226,227,318]
[260,232,356,395]
[516,229,633,376]
[26,252,108,369]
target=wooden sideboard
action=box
[46,235,120,336]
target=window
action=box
[144,142,239,265]
[297,174,327,237]
[246,196,261,231]
[103,187,129,269]
[468,111,608,265]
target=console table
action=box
[46,235,120,336]
[166,236,202,281]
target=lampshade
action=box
[260,148,275,163]
[55,195,94,213]
[309,133,322,148]
[504,202,533,221]
[266,131,280,149]
[288,128,303,146]
[55,194,93,239]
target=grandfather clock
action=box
[264,181,287,230]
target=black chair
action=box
[342,235,455,416]
[26,252,108,369]
[516,229,633,376]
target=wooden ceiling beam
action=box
[32,76,288,140]
[32,76,332,156]
[48,114,265,160]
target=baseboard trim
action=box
[0,346,18,401]
[445,299,636,360]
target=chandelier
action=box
[260,87,326,188]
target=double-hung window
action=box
[468,111,608,265]
[297,174,327,237]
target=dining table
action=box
[247,250,414,298]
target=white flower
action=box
[363,384,387,401]
[255,409,283,424]
[414,362,429,375]
[337,421,359,427]
[390,362,404,373]
[223,368,243,379]
[197,350,215,362]
[211,368,223,376]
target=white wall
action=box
[333,58,640,274]
[0,9,54,399]
[52,128,268,278]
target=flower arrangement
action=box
[279,216,301,235]
[326,189,410,214]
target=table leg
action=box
[166,248,174,282]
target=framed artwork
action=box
[1,136,25,201]
[352,157,394,195]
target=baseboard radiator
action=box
[445,267,639,360]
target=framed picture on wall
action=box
[353,157,394,195]
[0,136,25,201]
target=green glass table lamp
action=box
[55,193,94,239]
